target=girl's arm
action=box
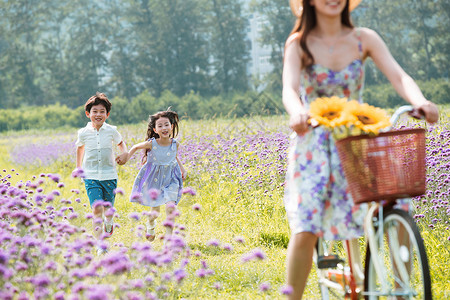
[116,141,151,165]
[177,156,186,180]
[362,28,439,123]
[282,34,310,135]
[176,141,186,180]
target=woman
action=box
[282,0,439,298]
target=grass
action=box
[1,112,449,299]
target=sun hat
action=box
[290,0,362,17]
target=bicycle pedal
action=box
[317,255,344,269]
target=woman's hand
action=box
[417,101,439,124]
[289,109,310,136]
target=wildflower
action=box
[207,239,220,247]
[182,187,196,196]
[192,203,202,211]
[162,219,174,229]
[130,192,143,203]
[148,188,160,200]
[71,168,85,178]
[241,248,266,263]
[174,268,187,283]
[280,285,294,295]
[222,243,233,251]
[234,236,246,244]
[113,188,124,195]
[196,268,207,278]
[49,174,61,183]
[129,212,140,221]
[259,282,271,292]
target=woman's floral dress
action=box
[284,29,368,240]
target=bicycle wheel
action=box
[364,209,432,299]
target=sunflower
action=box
[345,100,391,134]
[309,96,355,128]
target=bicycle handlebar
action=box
[387,105,425,131]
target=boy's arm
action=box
[117,140,127,154]
[76,145,85,169]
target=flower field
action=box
[0,111,449,299]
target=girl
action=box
[283,0,439,298]
[116,110,186,241]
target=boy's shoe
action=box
[104,221,114,238]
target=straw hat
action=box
[290,0,362,17]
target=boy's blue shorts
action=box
[84,179,117,207]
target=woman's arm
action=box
[362,28,439,123]
[282,35,310,135]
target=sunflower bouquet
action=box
[308,96,391,140]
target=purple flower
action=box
[222,243,233,251]
[162,219,174,229]
[148,189,160,200]
[104,207,116,218]
[129,212,140,221]
[196,268,207,278]
[280,285,293,295]
[241,248,266,263]
[192,203,202,211]
[174,268,187,283]
[31,273,51,287]
[71,168,85,178]
[113,188,124,195]
[181,187,196,196]
[130,192,143,203]
[49,174,61,183]
[234,236,245,244]
[259,282,271,292]
[207,239,220,247]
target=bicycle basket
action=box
[335,128,426,204]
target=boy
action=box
[75,92,127,255]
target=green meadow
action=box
[1,112,449,299]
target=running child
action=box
[75,92,127,254]
[116,109,186,241]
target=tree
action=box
[0,0,47,107]
[130,0,210,97]
[208,0,250,94]
[251,0,295,92]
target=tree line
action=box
[0,0,448,113]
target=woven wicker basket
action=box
[335,128,426,204]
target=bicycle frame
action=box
[315,105,428,299]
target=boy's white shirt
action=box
[76,122,122,180]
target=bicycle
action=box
[314,105,432,300]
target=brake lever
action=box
[408,108,425,120]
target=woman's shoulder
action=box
[285,32,302,56]
[355,27,382,42]
[286,32,303,48]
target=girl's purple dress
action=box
[130,138,182,207]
